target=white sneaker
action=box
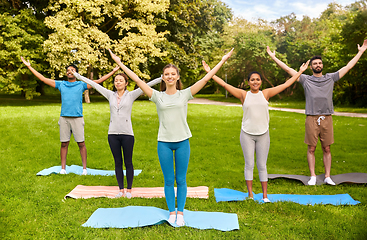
[324,177,336,185]
[126,192,132,199]
[115,191,125,198]
[176,214,185,226]
[262,198,271,203]
[60,169,67,174]
[308,176,316,185]
[168,214,176,224]
[82,169,87,175]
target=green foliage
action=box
[149,0,232,88]
[1,0,366,106]
[335,9,367,106]
[43,0,169,80]
[0,9,48,99]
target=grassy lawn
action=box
[1,95,367,239]
[195,94,367,113]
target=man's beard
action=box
[312,67,323,74]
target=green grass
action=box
[1,96,367,239]
[195,94,367,113]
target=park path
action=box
[188,98,367,118]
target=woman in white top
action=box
[72,70,161,198]
[202,60,309,202]
[109,48,233,226]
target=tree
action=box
[43,0,169,81]
[0,8,48,99]
[336,8,367,106]
[148,0,232,89]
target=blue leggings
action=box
[157,139,190,212]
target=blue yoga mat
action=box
[82,206,239,231]
[36,165,142,176]
[214,188,360,205]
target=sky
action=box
[220,0,358,22]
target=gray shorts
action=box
[58,116,85,143]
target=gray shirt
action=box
[150,88,193,142]
[74,73,161,135]
[299,72,339,115]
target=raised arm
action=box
[202,60,246,103]
[109,49,153,98]
[21,57,56,88]
[263,60,310,100]
[73,71,110,99]
[190,48,234,96]
[267,46,298,77]
[130,77,162,99]
[90,65,120,88]
[338,39,367,79]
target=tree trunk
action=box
[84,65,93,103]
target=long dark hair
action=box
[160,64,183,91]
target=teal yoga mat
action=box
[214,188,360,205]
[82,206,239,231]
[36,165,142,176]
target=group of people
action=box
[21,38,366,226]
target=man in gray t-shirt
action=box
[267,39,367,185]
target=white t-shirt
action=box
[150,88,193,142]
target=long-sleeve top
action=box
[74,72,161,135]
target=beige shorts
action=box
[305,115,334,147]
[58,116,85,143]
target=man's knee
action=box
[61,142,69,148]
[77,141,86,148]
[322,145,331,153]
[307,145,316,153]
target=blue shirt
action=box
[55,80,88,117]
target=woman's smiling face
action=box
[248,73,262,93]
[162,67,179,87]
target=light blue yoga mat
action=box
[214,188,360,205]
[82,206,239,231]
[36,165,142,176]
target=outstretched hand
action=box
[357,39,367,52]
[21,57,30,67]
[299,60,310,72]
[113,65,120,72]
[202,60,211,73]
[266,46,275,58]
[109,49,121,63]
[222,48,234,62]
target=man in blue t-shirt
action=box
[267,39,367,185]
[21,57,119,175]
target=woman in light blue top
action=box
[202,60,309,202]
[109,48,233,226]
[72,69,161,198]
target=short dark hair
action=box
[66,64,78,73]
[160,63,183,91]
[247,71,262,81]
[310,55,322,65]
